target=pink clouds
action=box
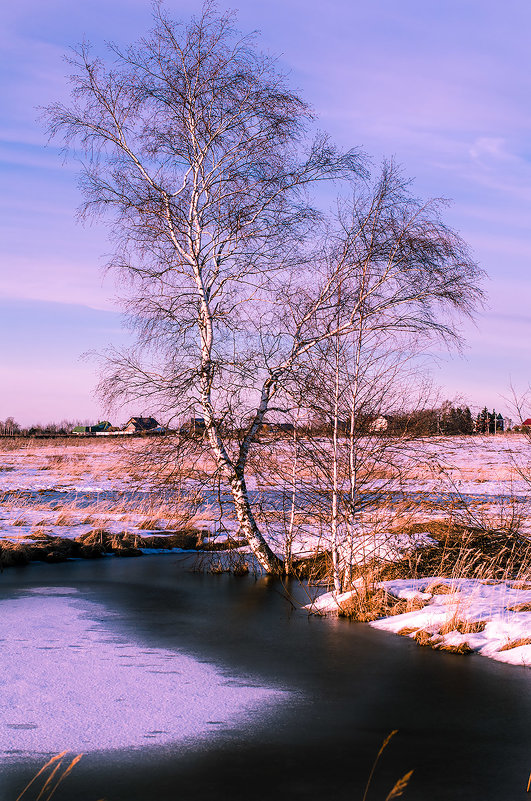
[2,0,531,418]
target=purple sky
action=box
[2,0,530,426]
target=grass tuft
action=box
[498,637,531,652]
[438,617,486,635]
[507,602,531,612]
[337,588,427,622]
[436,641,474,655]
[15,751,83,801]
[385,770,414,800]
[425,581,455,595]
[413,629,440,647]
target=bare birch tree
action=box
[45,3,483,574]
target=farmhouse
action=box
[179,417,207,436]
[368,415,389,433]
[72,421,113,435]
[122,417,161,433]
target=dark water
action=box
[1,555,530,801]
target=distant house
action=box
[260,422,295,436]
[72,421,113,435]
[93,421,113,433]
[521,418,531,428]
[122,416,161,434]
[368,415,388,433]
[179,417,207,436]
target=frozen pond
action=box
[0,587,286,759]
[1,554,530,801]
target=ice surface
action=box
[0,588,288,761]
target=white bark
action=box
[331,314,342,593]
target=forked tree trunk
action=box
[203,405,283,574]
[229,472,284,574]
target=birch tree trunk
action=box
[331,315,343,593]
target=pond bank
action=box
[1,555,530,801]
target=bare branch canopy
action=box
[44,2,484,573]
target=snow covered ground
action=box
[0,442,135,493]
[0,440,211,547]
[291,435,531,668]
[306,578,531,667]
[1,435,530,548]
[0,586,288,760]
[1,436,530,669]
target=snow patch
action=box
[0,589,289,761]
[306,579,531,667]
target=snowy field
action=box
[0,439,212,549]
[1,435,530,669]
[0,434,530,546]
[392,434,531,496]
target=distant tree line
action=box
[0,418,91,436]
[0,417,20,435]
[0,403,490,438]
[302,401,475,437]
[386,402,474,436]
[475,407,505,434]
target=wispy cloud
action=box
[2,0,531,417]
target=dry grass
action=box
[412,629,441,647]
[437,641,474,655]
[336,515,529,656]
[291,550,334,581]
[498,637,531,652]
[507,601,531,612]
[0,520,217,568]
[397,626,419,637]
[80,528,111,545]
[27,531,54,541]
[54,513,74,526]
[14,751,84,801]
[190,537,252,574]
[400,628,474,655]
[438,617,486,635]
[387,518,531,583]
[361,729,414,801]
[0,543,31,567]
[337,588,427,622]
[424,581,455,595]
[232,557,250,576]
[138,518,162,530]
